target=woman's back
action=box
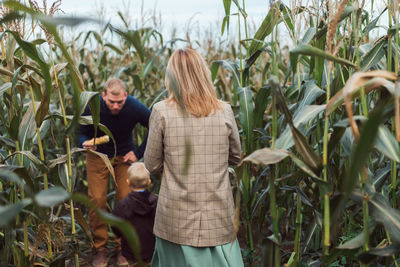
[144,99,241,247]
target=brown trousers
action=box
[86,152,131,251]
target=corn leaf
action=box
[34,187,70,207]
[291,44,357,68]
[239,86,254,154]
[360,36,387,71]
[375,126,400,162]
[0,199,32,227]
[72,193,144,266]
[243,148,289,165]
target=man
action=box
[79,78,151,267]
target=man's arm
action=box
[78,106,95,149]
[132,99,151,159]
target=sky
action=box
[36,0,390,48]
[59,0,269,40]
[60,0,269,26]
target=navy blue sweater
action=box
[78,95,151,158]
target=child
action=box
[112,162,158,265]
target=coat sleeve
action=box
[227,105,241,166]
[144,104,164,174]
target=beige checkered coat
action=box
[144,100,241,247]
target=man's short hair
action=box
[104,78,126,95]
[127,162,150,189]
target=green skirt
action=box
[151,237,244,267]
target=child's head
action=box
[127,162,151,189]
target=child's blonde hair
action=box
[127,162,150,189]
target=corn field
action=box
[0,0,400,266]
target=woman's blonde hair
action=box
[127,162,150,189]
[165,48,222,117]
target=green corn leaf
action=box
[295,81,325,113]
[276,105,326,150]
[9,110,21,141]
[72,193,144,266]
[133,74,143,93]
[81,91,101,146]
[142,58,154,80]
[231,0,247,18]
[363,8,387,35]
[302,217,320,253]
[10,65,23,96]
[34,94,50,127]
[373,164,391,192]
[211,61,220,82]
[0,165,34,194]
[57,163,73,192]
[221,0,231,35]
[0,136,16,148]
[110,26,145,63]
[358,244,400,264]
[301,27,317,45]
[0,82,12,97]
[18,103,36,151]
[375,125,400,162]
[214,59,241,88]
[0,199,32,227]
[104,43,124,55]
[7,32,52,127]
[360,36,387,71]
[118,11,129,28]
[79,91,100,119]
[7,31,46,65]
[290,27,316,74]
[34,187,70,207]
[48,148,86,169]
[248,3,279,57]
[2,150,48,173]
[315,5,355,39]
[337,224,376,250]
[239,86,254,154]
[290,44,357,68]
[330,104,386,228]
[5,2,87,134]
[275,85,323,173]
[253,86,271,128]
[369,193,400,244]
[0,169,24,188]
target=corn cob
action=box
[86,135,109,146]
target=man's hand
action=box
[82,140,97,150]
[123,151,138,163]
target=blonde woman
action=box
[144,48,244,266]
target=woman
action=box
[144,48,243,267]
